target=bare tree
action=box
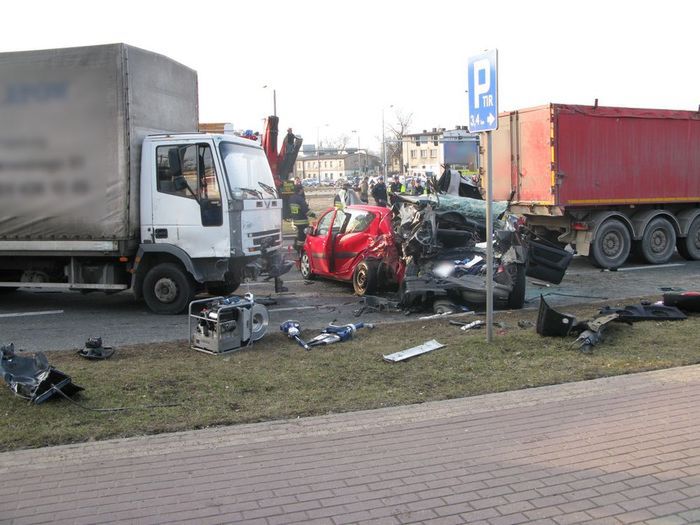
[323,133,351,153]
[386,109,413,174]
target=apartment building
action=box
[401,127,479,177]
[294,151,380,182]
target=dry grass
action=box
[1,297,697,451]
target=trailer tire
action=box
[589,219,631,269]
[640,217,676,264]
[143,262,195,315]
[506,263,527,310]
[353,260,379,296]
[677,216,700,261]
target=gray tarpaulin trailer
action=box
[0,43,198,247]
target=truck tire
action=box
[589,219,631,269]
[299,250,315,280]
[677,216,700,261]
[639,217,676,264]
[353,260,379,296]
[505,263,527,310]
[142,262,195,314]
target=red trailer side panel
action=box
[555,105,700,205]
[489,104,700,207]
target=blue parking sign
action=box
[468,49,498,132]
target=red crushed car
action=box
[299,205,403,295]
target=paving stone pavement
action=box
[1,365,699,525]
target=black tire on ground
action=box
[588,219,631,269]
[505,263,527,310]
[207,271,241,297]
[677,216,700,261]
[352,260,379,296]
[639,217,676,265]
[299,250,315,280]
[142,262,195,315]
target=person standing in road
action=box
[359,176,369,203]
[412,178,424,196]
[289,183,312,253]
[372,176,388,207]
[389,175,403,205]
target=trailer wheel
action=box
[505,263,527,310]
[677,216,700,261]
[143,262,195,314]
[353,260,379,296]
[589,219,631,269]
[640,217,676,264]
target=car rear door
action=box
[332,210,377,279]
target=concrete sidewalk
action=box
[1,366,699,525]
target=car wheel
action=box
[506,263,526,310]
[300,250,315,280]
[589,219,631,269]
[677,216,700,261]
[142,262,195,315]
[639,217,676,264]
[353,260,379,296]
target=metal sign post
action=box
[467,49,498,343]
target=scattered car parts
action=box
[536,296,577,337]
[0,343,83,404]
[598,304,687,322]
[383,339,446,363]
[662,291,700,312]
[77,337,115,360]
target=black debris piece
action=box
[0,344,83,404]
[536,296,577,336]
[599,304,687,322]
[663,292,700,313]
[77,337,115,360]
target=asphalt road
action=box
[0,253,698,352]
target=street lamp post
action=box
[352,130,363,177]
[262,85,276,116]
[382,105,393,178]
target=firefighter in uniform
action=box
[289,183,312,252]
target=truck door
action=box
[151,142,229,257]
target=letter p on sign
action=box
[472,59,490,109]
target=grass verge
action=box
[1,297,697,451]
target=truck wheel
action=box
[506,263,527,310]
[640,217,676,264]
[677,216,700,261]
[353,260,378,296]
[589,219,631,269]
[143,263,195,314]
[300,250,315,280]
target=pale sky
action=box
[3,0,699,153]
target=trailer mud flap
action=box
[526,240,573,285]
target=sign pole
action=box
[485,130,494,343]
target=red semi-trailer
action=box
[483,103,700,268]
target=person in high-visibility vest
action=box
[289,183,312,252]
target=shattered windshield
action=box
[218,141,277,198]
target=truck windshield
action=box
[218,141,277,198]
